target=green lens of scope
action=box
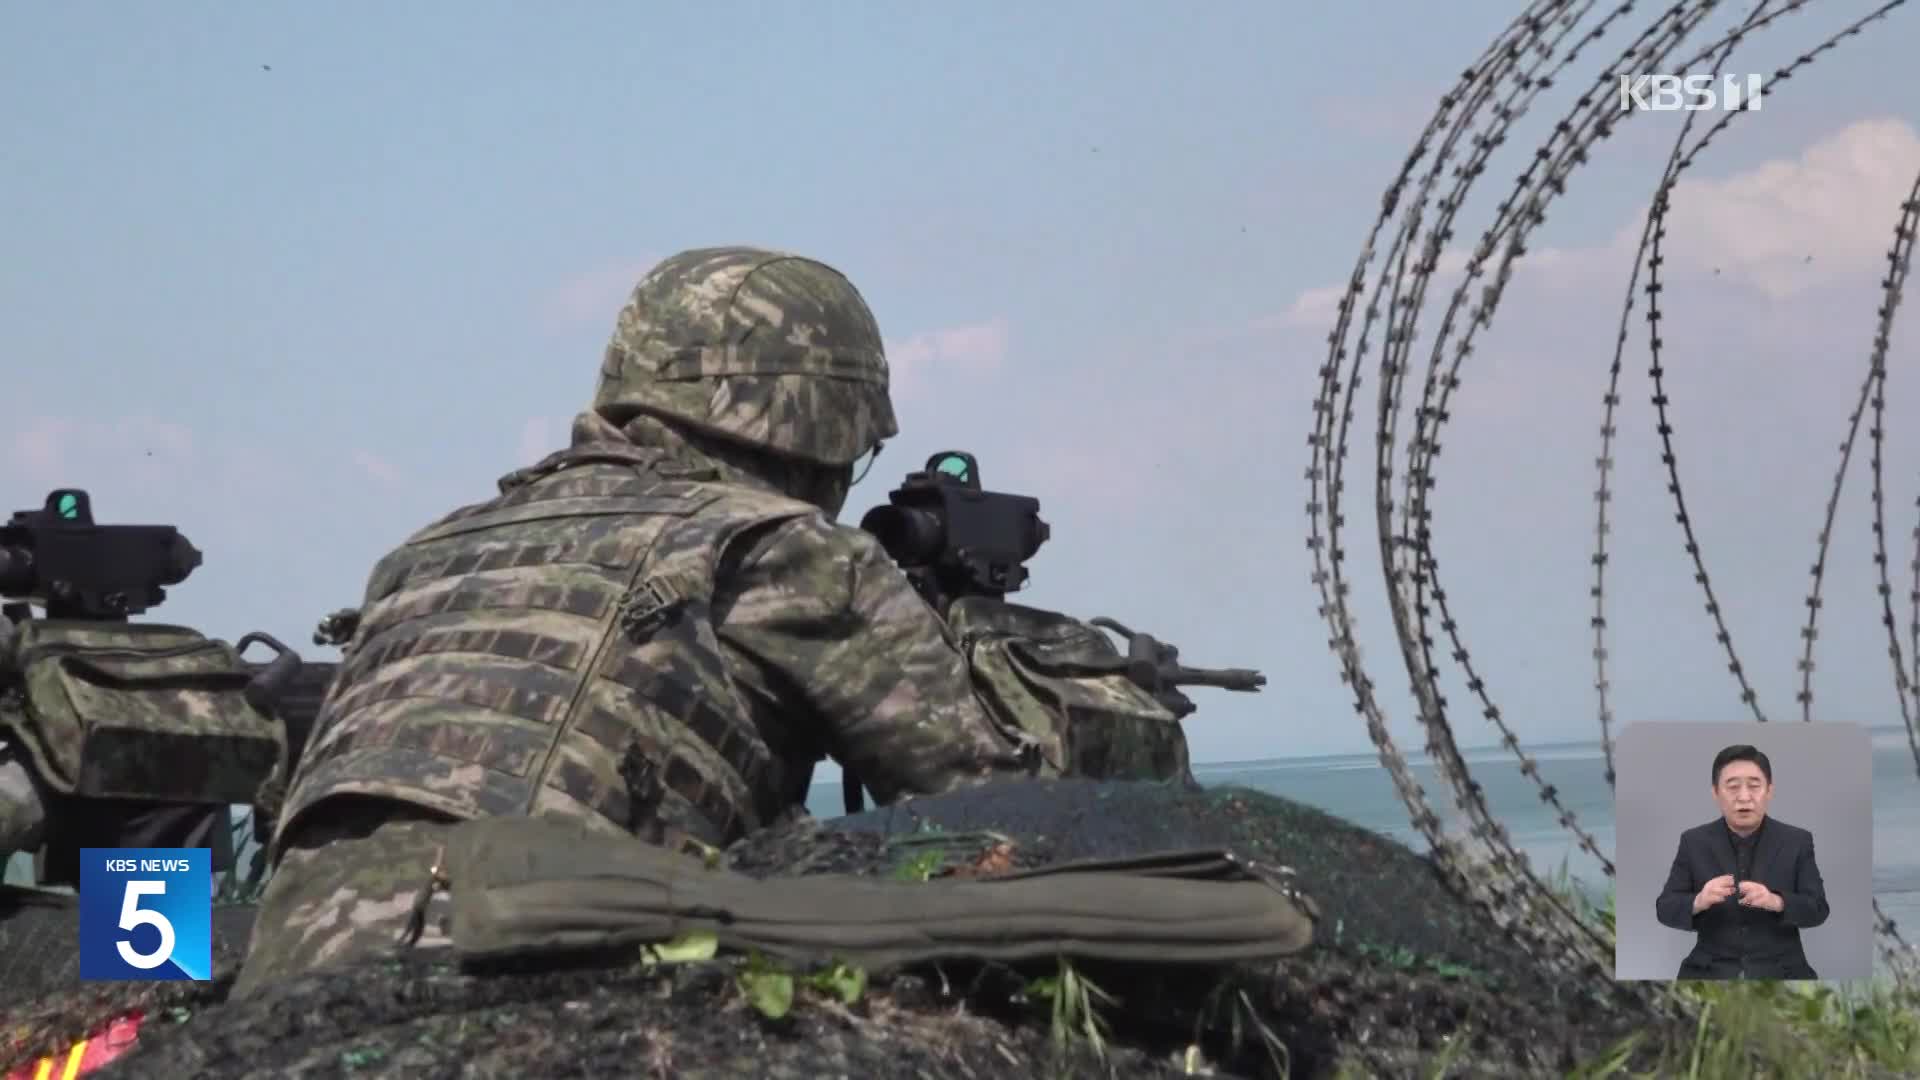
[933,455,970,480]
[56,494,79,519]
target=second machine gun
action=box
[0,489,333,887]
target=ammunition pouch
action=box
[1,619,285,806]
[945,596,1192,784]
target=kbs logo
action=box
[78,848,212,981]
[1618,73,1765,113]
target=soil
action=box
[2,779,1686,1078]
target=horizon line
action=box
[1188,721,1914,771]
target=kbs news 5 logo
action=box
[77,848,213,981]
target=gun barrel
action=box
[1170,667,1267,692]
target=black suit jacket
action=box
[1654,816,1830,979]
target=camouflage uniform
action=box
[0,619,45,858]
[235,248,1043,993]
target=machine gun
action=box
[0,489,328,883]
[859,452,1267,718]
[846,452,1266,813]
[0,489,306,710]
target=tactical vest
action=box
[272,448,819,858]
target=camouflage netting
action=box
[2,781,1683,1078]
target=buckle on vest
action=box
[619,576,686,642]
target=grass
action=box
[1561,974,1920,1079]
[1026,958,1117,1064]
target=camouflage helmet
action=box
[592,247,899,467]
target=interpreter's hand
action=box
[1737,879,1784,912]
[1692,874,1736,914]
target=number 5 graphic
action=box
[115,880,176,970]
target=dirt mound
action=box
[2,781,1678,1078]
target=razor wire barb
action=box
[1310,0,1920,999]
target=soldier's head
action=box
[1710,743,1773,833]
[592,246,898,518]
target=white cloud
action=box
[1620,116,1920,298]
[1277,249,1494,334]
[1280,117,1920,328]
[1279,284,1348,332]
[539,257,658,329]
[885,318,1010,400]
[350,449,401,489]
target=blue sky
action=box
[5,2,1919,768]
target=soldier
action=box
[234,246,1047,992]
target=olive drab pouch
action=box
[2,619,285,804]
[944,596,1192,784]
[440,815,1320,972]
